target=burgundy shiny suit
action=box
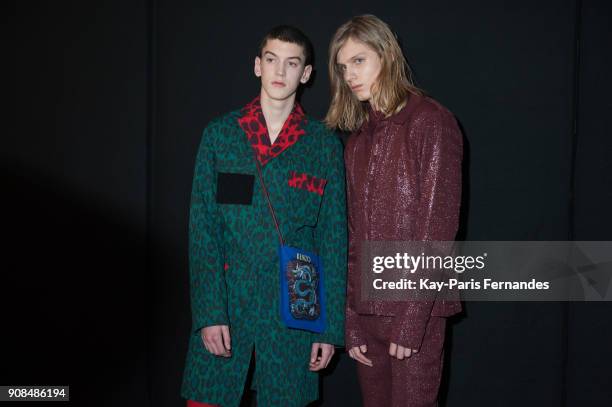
[344,94,463,406]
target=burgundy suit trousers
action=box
[356,314,446,407]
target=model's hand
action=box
[201,325,232,357]
[309,342,335,371]
[348,344,373,367]
[389,342,418,360]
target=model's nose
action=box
[344,66,355,82]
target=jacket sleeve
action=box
[314,133,348,346]
[344,148,366,350]
[390,109,463,350]
[345,307,364,349]
[188,123,229,334]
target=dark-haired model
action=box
[326,15,462,407]
[181,26,347,407]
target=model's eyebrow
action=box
[337,53,367,65]
[263,51,303,61]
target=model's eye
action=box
[266,57,275,63]
[338,65,346,72]
[355,58,364,64]
[289,62,298,68]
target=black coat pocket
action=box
[216,172,255,205]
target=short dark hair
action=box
[258,25,314,66]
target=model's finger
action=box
[310,343,321,364]
[396,345,405,360]
[310,359,323,371]
[324,355,333,368]
[200,329,210,352]
[359,344,368,354]
[389,342,398,357]
[327,346,335,367]
[221,325,231,351]
[355,352,373,366]
[206,337,218,354]
[319,345,333,368]
[404,347,412,358]
[211,332,225,355]
[203,332,215,354]
[201,335,211,354]
[352,347,373,366]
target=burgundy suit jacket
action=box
[344,94,463,350]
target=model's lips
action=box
[350,84,363,91]
[272,81,286,87]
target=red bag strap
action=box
[253,154,285,246]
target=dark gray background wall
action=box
[7,1,612,406]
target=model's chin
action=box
[262,86,297,101]
[354,92,371,102]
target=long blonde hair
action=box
[325,15,423,131]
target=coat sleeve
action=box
[344,145,366,350]
[188,123,229,334]
[390,109,463,350]
[314,133,348,346]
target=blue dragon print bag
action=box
[254,157,326,333]
[278,245,326,333]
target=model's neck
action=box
[368,99,379,112]
[260,90,296,143]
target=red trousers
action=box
[355,315,446,407]
[187,400,219,407]
[187,401,218,407]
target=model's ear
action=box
[254,56,262,77]
[300,64,313,84]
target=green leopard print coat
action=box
[181,110,347,407]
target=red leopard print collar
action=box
[238,96,307,166]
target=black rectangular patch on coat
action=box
[216,172,255,205]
